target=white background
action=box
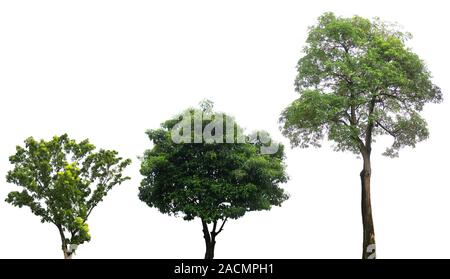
[0,0,449,259]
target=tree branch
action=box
[201,219,211,241]
[375,120,396,137]
[343,111,365,152]
[212,221,217,235]
[215,218,228,236]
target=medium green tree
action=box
[139,102,288,259]
[5,134,132,258]
[280,13,442,259]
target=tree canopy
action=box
[139,107,288,223]
[5,134,131,258]
[280,12,442,157]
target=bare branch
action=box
[375,121,396,137]
[215,218,228,236]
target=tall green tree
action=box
[5,134,131,258]
[139,102,288,259]
[280,13,442,259]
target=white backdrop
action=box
[0,0,449,258]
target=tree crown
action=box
[139,105,289,223]
[6,134,132,246]
[280,12,442,157]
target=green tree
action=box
[280,13,442,259]
[5,134,132,258]
[139,102,289,259]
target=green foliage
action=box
[139,105,289,225]
[280,12,442,157]
[5,134,131,249]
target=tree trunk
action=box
[57,225,72,259]
[361,154,376,259]
[62,246,72,259]
[202,219,216,259]
[204,238,216,259]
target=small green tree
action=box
[139,102,288,259]
[5,134,131,258]
[280,13,442,259]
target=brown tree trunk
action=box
[361,153,376,259]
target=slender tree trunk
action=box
[57,225,72,259]
[202,219,216,259]
[361,152,376,259]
